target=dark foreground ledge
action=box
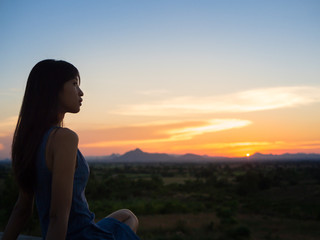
[0,233,42,239]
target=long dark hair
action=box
[12,59,80,193]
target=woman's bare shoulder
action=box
[53,127,78,140]
[46,128,79,171]
[50,127,79,148]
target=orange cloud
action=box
[66,86,320,157]
[112,86,320,116]
[79,119,251,149]
[166,119,251,141]
[164,140,320,157]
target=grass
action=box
[163,176,196,185]
[137,213,320,240]
[239,214,320,240]
[2,161,320,240]
[138,212,219,231]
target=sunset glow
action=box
[0,1,319,159]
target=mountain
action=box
[86,153,120,162]
[249,152,320,161]
[116,148,173,162]
[2,151,320,164]
[91,148,230,163]
[99,150,320,163]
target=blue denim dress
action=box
[35,127,140,240]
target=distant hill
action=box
[85,148,229,163]
[85,149,320,163]
[249,152,320,161]
[1,150,320,164]
[117,148,173,162]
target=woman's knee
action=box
[120,209,139,232]
[106,208,139,231]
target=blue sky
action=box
[0,0,319,158]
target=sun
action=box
[246,153,251,157]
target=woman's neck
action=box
[57,113,65,125]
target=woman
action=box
[3,59,140,240]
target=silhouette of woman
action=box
[3,59,140,240]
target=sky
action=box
[0,0,319,158]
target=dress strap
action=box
[41,126,60,146]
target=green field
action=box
[1,161,320,239]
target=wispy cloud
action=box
[176,141,279,150]
[113,86,320,116]
[167,119,251,141]
[279,140,320,150]
[0,143,4,151]
[80,118,251,148]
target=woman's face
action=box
[58,77,84,114]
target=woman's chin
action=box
[69,108,81,114]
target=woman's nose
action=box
[79,87,84,96]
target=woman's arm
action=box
[2,190,34,240]
[45,128,78,240]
